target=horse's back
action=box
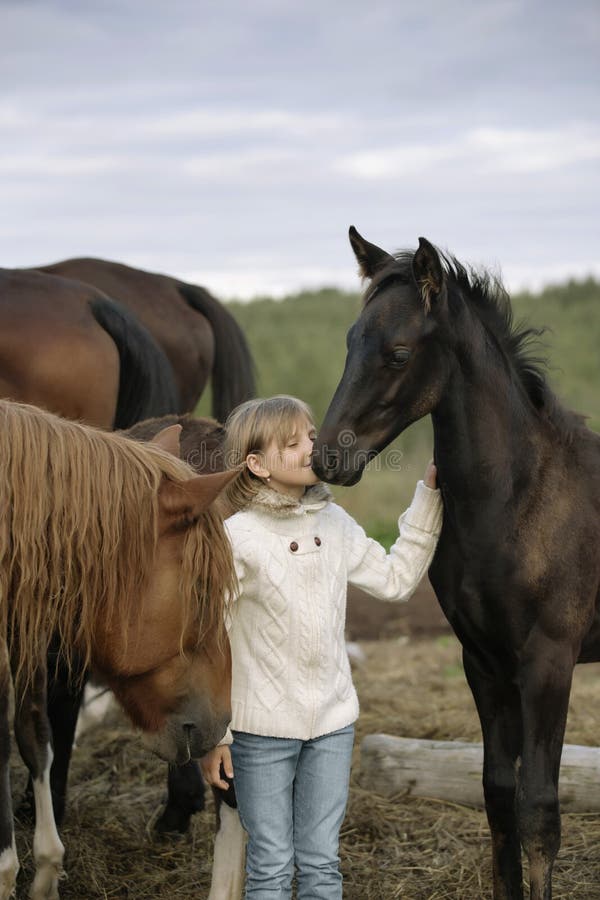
[0,268,120,426]
[39,258,215,409]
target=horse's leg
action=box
[516,636,573,900]
[207,786,246,900]
[155,760,206,834]
[463,651,523,900]
[0,640,18,900]
[18,647,85,827]
[13,663,64,900]
[46,648,86,826]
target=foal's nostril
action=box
[311,447,339,478]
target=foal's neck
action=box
[431,337,539,509]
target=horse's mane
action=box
[442,255,589,440]
[0,401,234,689]
[372,251,585,441]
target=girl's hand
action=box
[200,744,234,790]
[423,460,437,489]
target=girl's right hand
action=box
[423,460,437,489]
[200,744,234,790]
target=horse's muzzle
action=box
[311,443,370,485]
[143,712,230,763]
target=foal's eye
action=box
[389,347,411,368]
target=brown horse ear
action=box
[349,226,395,279]
[150,424,182,458]
[412,237,446,313]
[159,468,240,526]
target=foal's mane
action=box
[370,250,584,440]
[0,401,234,688]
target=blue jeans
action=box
[230,725,354,900]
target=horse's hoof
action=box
[0,843,19,900]
[29,864,63,900]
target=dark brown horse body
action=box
[0,268,178,428]
[38,257,255,419]
[313,228,600,900]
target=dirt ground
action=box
[345,579,450,642]
[11,580,600,898]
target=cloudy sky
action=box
[1,0,599,299]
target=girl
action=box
[201,395,442,899]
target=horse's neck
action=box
[432,359,537,514]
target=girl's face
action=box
[249,417,320,498]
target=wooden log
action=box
[360,734,600,812]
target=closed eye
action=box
[388,347,411,368]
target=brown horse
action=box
[37,257,256,420]
[0,266,200,830]
[0,400,237,900]
[313,228,600,900]
[0,267,179,430]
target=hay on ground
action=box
[11,636,600,898]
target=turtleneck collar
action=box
[247,481,333,518]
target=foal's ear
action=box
[150,424,182,457]
[349,226,395,279]
[412,238,446,313]
[159,468,240,527]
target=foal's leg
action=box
[0,640,18,900]
[516,635,573,900]
[13,664,64,900]
[463,651,524,900]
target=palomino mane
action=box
[368,250,584,441]
[0,401,234,689]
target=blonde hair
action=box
[224,396,315,511]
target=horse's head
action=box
[93,426,238,763]
[313,227,451,485]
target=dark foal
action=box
[313,228,600,900]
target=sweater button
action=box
[314,536,321,546]
[290,541,298,552]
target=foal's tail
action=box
[177,284,255,422]
[89,296,180,428]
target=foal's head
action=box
[313,227,451,484]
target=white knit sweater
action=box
[221,480,443,743]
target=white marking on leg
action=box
[30,744,64,900]
[207,804,247,900]
[0,835,19,900]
